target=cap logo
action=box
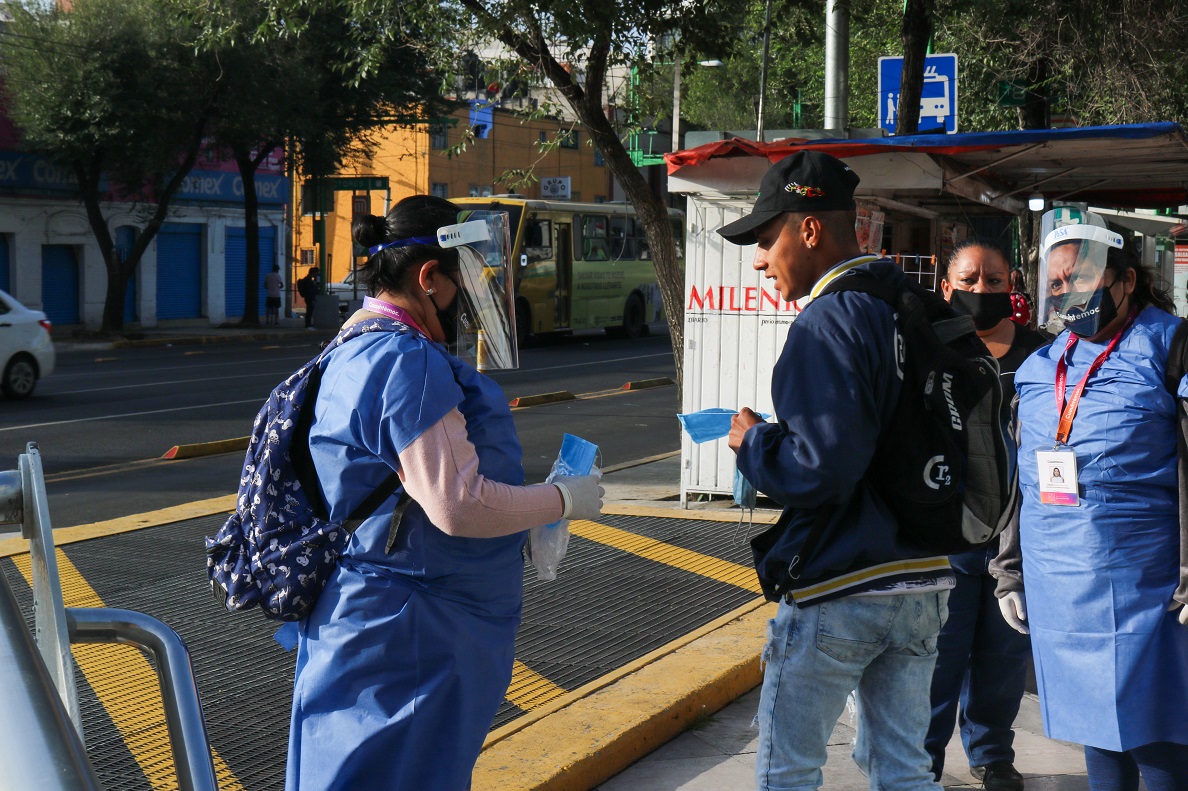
[784,182,824,198]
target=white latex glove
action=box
[553,472,604,521]
[998,591,1030,635]
[1168,600,1188,627]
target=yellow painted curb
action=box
[509,391,576,408]
[601,502,780,524]
[472,600,776,791]
[162,436,250,460]
[619,377,675,391]
[0,495,237,558]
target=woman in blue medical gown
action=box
[285,195,604,791]
[992,220,1188,789]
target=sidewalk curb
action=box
[509,391,576,408]
[619,377,675,391]
[162,437,250,460]
[473,599,774,790]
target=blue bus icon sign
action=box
[878,54,958,135]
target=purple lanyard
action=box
[362,296,427,337]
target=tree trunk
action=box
[895,0,932,136]
[235,150,262,326]
[460,2,686,393]
[1020,58,1050,130]
[574,102,685,393]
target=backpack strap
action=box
[294,318,411,532]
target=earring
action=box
[426,288,436,296]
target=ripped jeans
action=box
[756,590,950,791]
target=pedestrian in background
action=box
[264,263,283,326]
[285,195,603,791]
[926,239,1046,789]
[297,266,319,329]
[993,209,1188,790]
[722,150,952,790]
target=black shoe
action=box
[971,762,1024,791]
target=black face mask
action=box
[428,275,462,345]
[948,290,1013,331]
[1060,281,1119,338]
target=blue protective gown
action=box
[286,327,528,791]
[1015,306,1188,751]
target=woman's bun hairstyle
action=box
[350,195,460,298]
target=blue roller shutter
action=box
[156,223,203,319]
[224,226,276,318]
[41,245,80,325]
[0,235,10,292]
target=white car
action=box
[0,289,55,398]
[327,269,366,299]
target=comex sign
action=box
[878,53,958,135]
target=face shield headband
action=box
[1038,222,1125,337]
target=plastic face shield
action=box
[437,211,519,370]
[1037,208,1124,336]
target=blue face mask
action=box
[1059,281,1119,337]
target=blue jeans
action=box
[926,568,1030,775]
[756,590,950,791]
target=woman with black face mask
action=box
[926,239,1046,789]
[284,195,605,791]
[992,210,1188,790]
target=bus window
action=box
[582,215,610,261]
[608,215,634,261]
[524,218,553,262]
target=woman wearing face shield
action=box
[991,211,1188,789]
[926,240,1046,789]
[285,195,604,791]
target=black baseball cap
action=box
[717,150,860,245]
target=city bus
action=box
[453,196,684,343]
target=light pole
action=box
[671,57,723,154]
[757,0,773,142]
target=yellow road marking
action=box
[11,550,243,791]
[568,520,763,594]
[504,660,567,711]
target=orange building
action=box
[292,104,616,289]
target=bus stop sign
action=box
[878,54,958,135]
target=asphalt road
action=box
[0,329,681,529]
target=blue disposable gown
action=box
[286,328,528,790]
[1015,306,1188,751]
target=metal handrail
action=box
[0,570,103,790]
[0,443,219,791]
[68,608,218,791]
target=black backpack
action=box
[812,271,1016,555]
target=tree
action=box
[894,0,932,136]
[1,0,223,332]
[202,1,452,325]
[204,0,717,390]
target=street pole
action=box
[824,0,850,132]
[672,54,682,153]
[756,0,772,142]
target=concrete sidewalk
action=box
[590,453,1092,791]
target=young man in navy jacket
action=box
[723,150,952,789]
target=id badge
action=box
[1037,449,1079,506]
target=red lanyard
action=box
[1053,309,1137,444]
